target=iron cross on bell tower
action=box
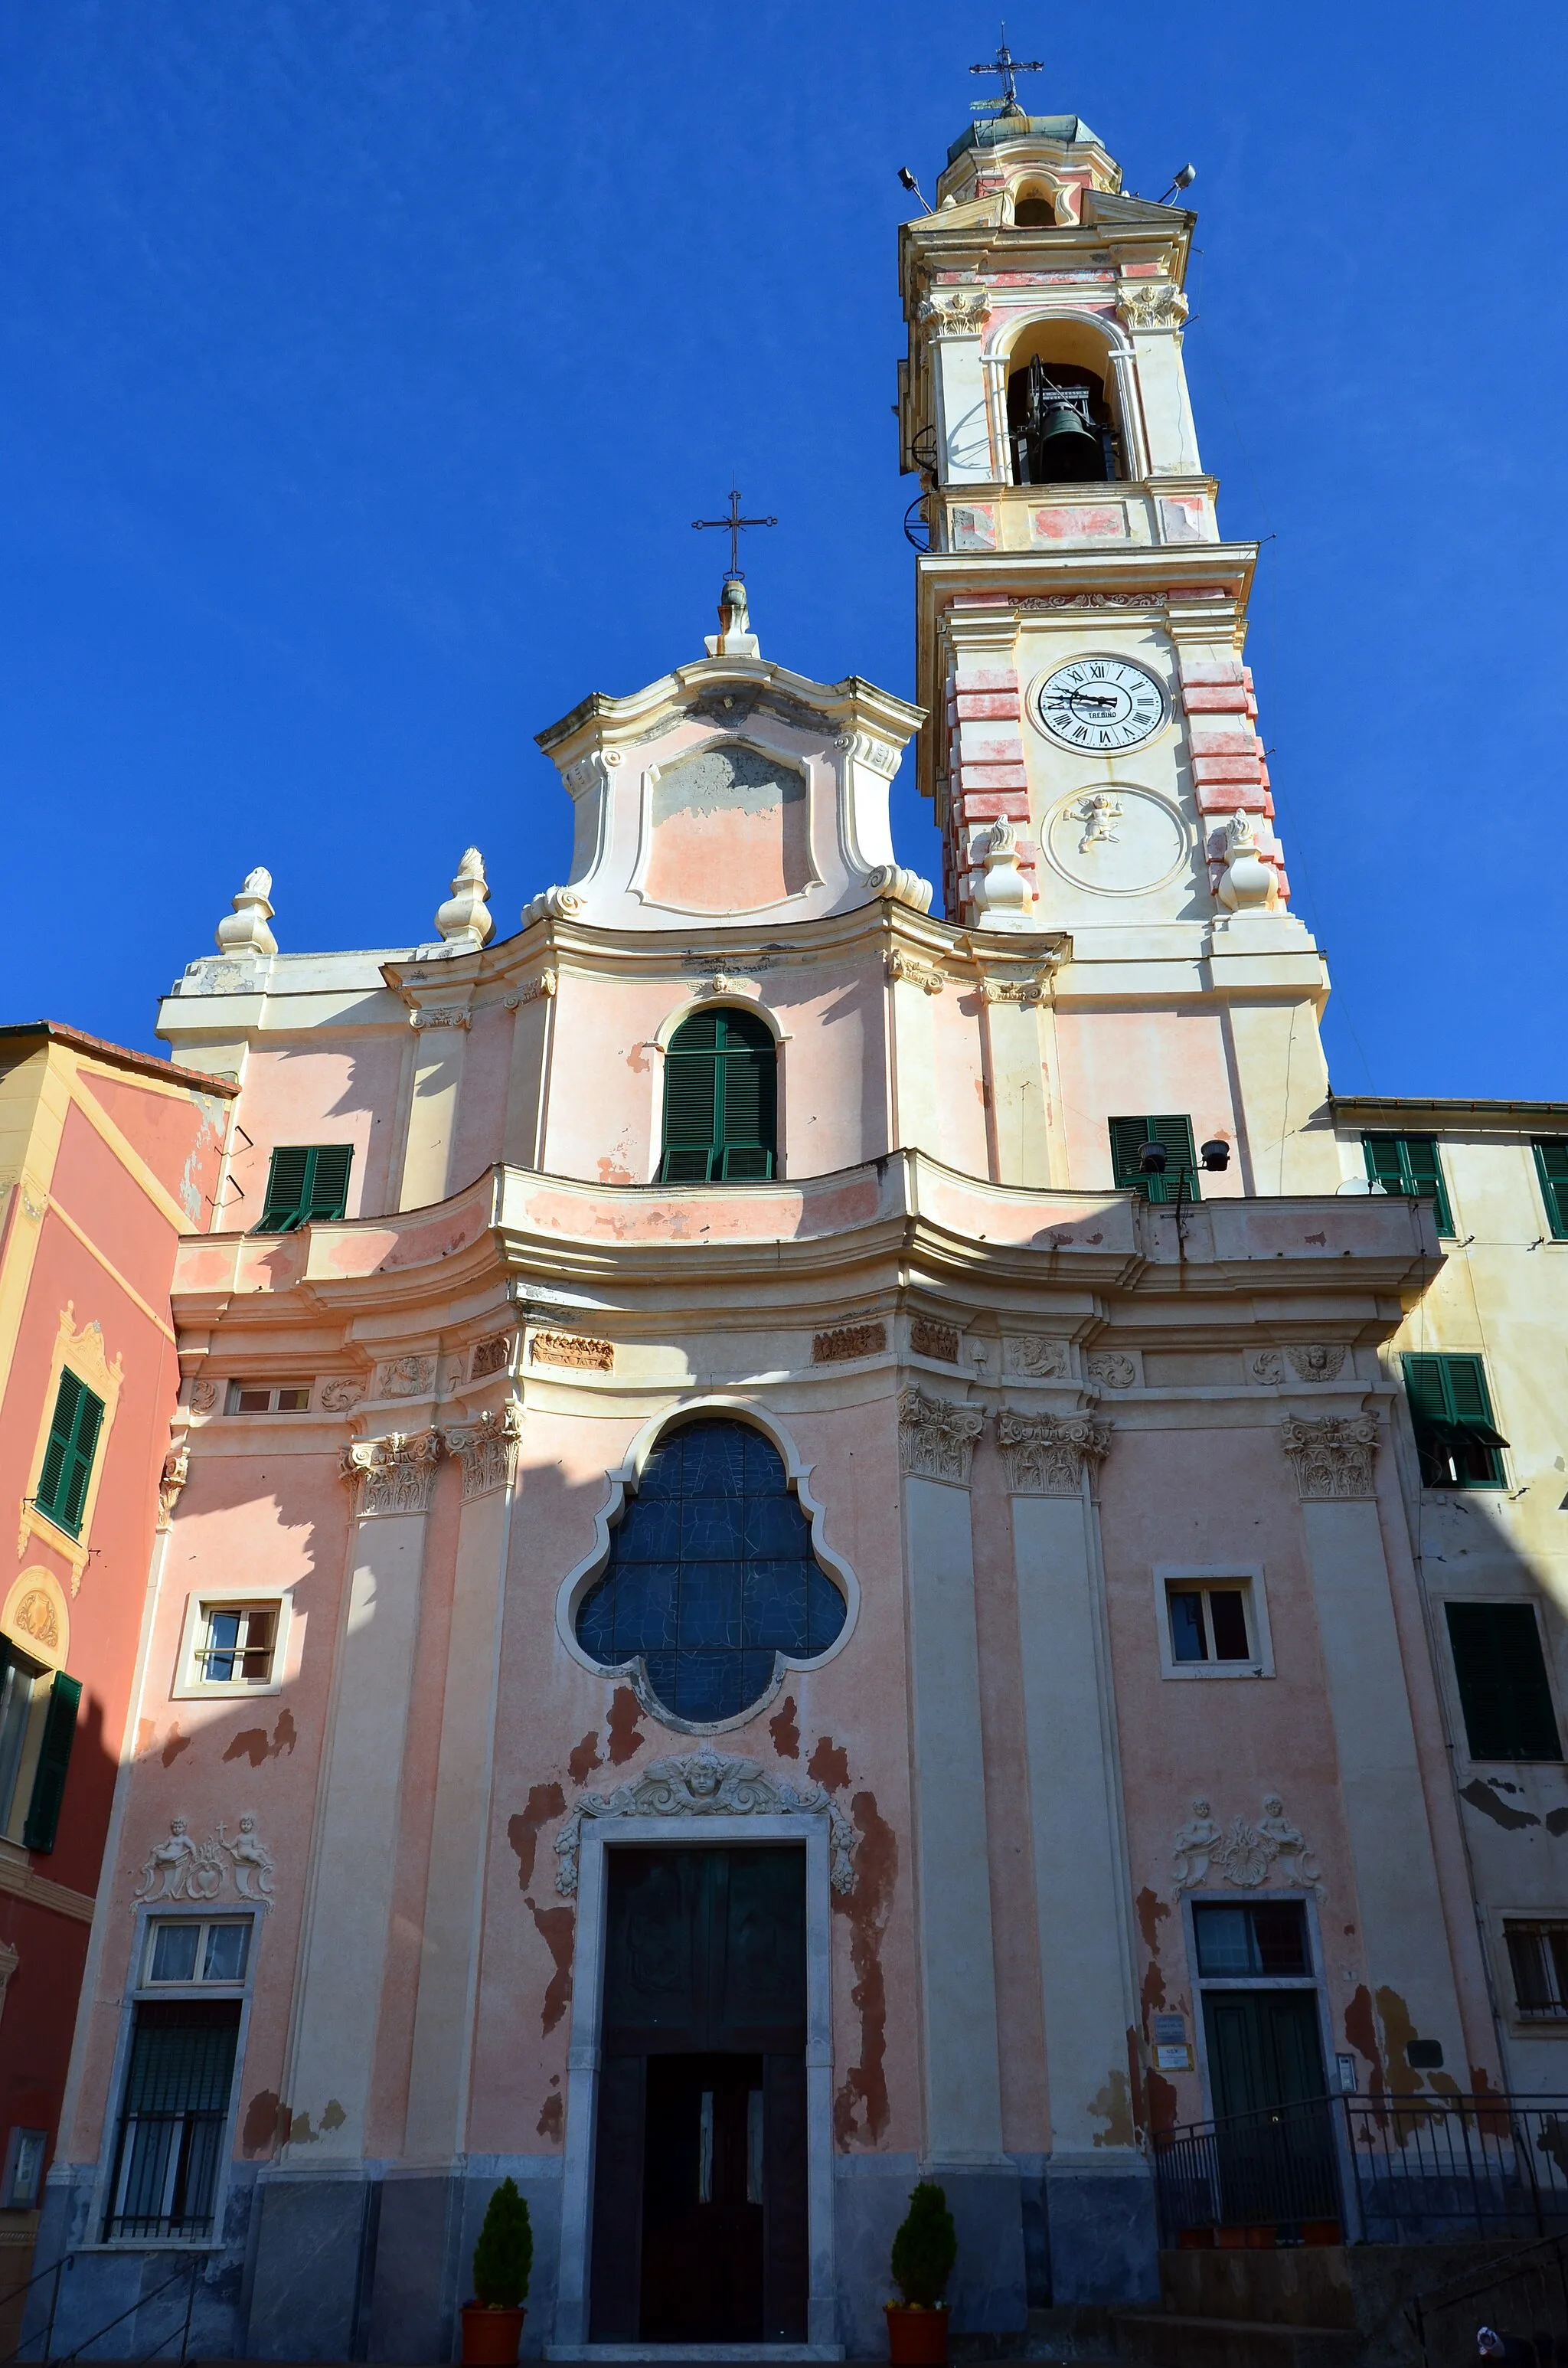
[693,487,776,660]
[969,26,1044,113]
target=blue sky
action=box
[0,1,1563,1098]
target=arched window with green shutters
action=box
[660,1008,777,1182]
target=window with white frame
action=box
[1156,1569,1271,1678]
[198,1605,276,1687]
[225,1381,312,1415]
[1504,1921,1568,2022]
[105,1915,252,2242]
[173,1592,289,1700]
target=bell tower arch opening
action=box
[1003,319,1123,486]
[1011,182,1057,226]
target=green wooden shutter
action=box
[661,1011,776,1183]
[1400,1136,1453,1235]
[36,1371,104,1539]
[22,1672,81,1853]
[1403,1353,1505,1487]
[256,1146,311,1231]
[1363,1133,1452,1235]
[1446,1602,1561,1761]
[1109,1114,1198,1203]
[717,1012,776,1180]
[1534,1142,1568,1241]
[299,1144,353,1222]
[256,1145,352,1232]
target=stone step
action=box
[953,2304,1121,2361]
[1114,2311,1361,2368]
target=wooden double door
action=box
[590,1846,808,2343]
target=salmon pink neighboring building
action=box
[27,99,1568,2368]
[0,1024,232,2313]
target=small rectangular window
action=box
[34,1368,105,1538]
[1109,1115,1200,1205]
[1361,1133,1454,1235]
[1193,1902,1310,1977]
[1403,1353,1508,1489]
[1533,1141,1568,1241]
[225,1382,313,1415]
[145,1918,251,1987]
[1,2126,47,2209]
[1446,1601,1561,1761]
[1168,1582,1253,1664]
[1505,1922,1568,2020]
[253,1145,353,1235]
[198,1607,276,1687]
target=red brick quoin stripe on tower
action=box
[1179,653,1291,904]
[944,664,1039,924]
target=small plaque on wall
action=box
[1154,2044,1192,2072]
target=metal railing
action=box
[1152,2092,1568,2246]
[0,2252,200,2364]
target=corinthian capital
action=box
[1280,1414,1378,1501]
[445,1402,523,1500]
[341,1428,443,1518]
[996,1409,1112,1496]
[898,1387,984,1487]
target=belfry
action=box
[29,83,1568,2368]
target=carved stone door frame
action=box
[551,1812,839,2357]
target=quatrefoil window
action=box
[575,1418,847,1726]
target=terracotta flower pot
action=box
[885,2302,949,2366]
[461,2303,526,2366]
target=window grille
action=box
[576,1418,844,1723]
[106,2000,241,2241]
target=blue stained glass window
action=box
[576,1418,847,1724]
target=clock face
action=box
[1034,657,1167,752]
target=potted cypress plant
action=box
[884,2180,957,2366]
[461,2176,533,2366]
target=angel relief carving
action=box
[1172,1794,1321,1895]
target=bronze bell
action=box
[1034,395,1103,482]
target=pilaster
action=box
[1282,1415,1471,2074]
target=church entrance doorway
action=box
[589,1844,808,2343]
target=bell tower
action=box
[897,106,1294,949]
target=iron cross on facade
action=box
[691,489,776,577]
[969,27,1044,111]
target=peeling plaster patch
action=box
[567,1731,603,1785]
[508,1783,568,1892]
[160,1723,192,1768]
[1145,2069,1178,2131]
[1546,1809,1568,1837]
[1460,1778,1541,1831]
[1374,1987,1427,2104]
[769,1696,801,1759]
[321,2098,346,2133]
[831,1787,896,2148]
[807,1735,851,1792]
[1088,2065,1135,2148]
[289,2110,316,2144]
[596,1158,633,1186]
[522,1896,575,2034]
[222,1709,298,1767]
[606,1686,644,1765]
[241,2089,286,2157]
[1344,1984,1384,2101]
[537,2092,564,2142]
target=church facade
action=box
[33,104,1558,2360]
